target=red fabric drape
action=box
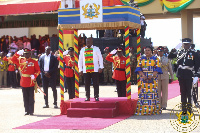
[75,0,124,8]
[0,1,60,15]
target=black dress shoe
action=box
[24,112,29,115]
[54,105,58,108]
[29,113,34,115]
[162,107,166,110]
[43,105,49,108]
[85,98,90,101]
[95,97,99,101]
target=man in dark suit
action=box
[39,46,58,108]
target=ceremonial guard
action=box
[58,47,75,99]
[106,47,126,97]
[157,46,174,110]
[102,47,113,85]
[11,48,40,115]
[177,38,200,114]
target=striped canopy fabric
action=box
[58,5,141,30]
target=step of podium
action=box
[67,107,118,118]
[70,101,117,108]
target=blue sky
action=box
[78,18,200,51]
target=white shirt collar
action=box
[45,54,51,57]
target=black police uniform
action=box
[177,40,200,114]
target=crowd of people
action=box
[0,34,58,55]
[0,33,199,116]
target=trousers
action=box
[84,72,99,98]
[42,75,57,106]
[116,80,126,97]
[178,78,193,114]
[22,87,34,113]
[158,79,169,108]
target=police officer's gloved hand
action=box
[110,49,117,55]
[193,77,198,85]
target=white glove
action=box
[30,75,35,80]
[17,49,24,55]
[7,53,11,57]
[15,70,18,73]
[63,50,69,56]
[193,77,198,85]
[110,49,117,55]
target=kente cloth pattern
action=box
[135,56,162,115]
[0,58,8,71]
[84,48,94,73]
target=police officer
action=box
[11,48,40,115]
[177,38,200,114]
[106,47,126,97]
[103,47,113,85]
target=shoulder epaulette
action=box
[31,58,38,61]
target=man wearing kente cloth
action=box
[11,48,40,115]
[78,37,104,101]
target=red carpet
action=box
[14,115,130,130]
[168,80,180,99]
[14,81,185,130]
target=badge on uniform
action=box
[28,62,34,66]
[121,60,125,64]
[188,53,193,60]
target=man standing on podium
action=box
[78,37,104,101]
[177,38,200,115]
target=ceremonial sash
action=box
[84,48,94,73]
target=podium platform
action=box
[60,97,138,118]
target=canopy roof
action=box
[58,5,141,30]
[0,0,61,16]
